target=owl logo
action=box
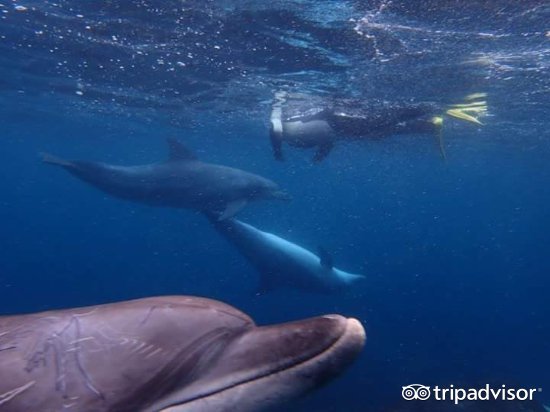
[402,384,431,401]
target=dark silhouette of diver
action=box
[269,92,487,162]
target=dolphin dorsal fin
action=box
[167,138,198,161]
[318,247,333,270]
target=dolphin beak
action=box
[154,315,365,412]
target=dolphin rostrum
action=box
[0,296,365,411]
[41,139,290,220]
[207,216,364,293]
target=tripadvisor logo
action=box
[402,384,541,404]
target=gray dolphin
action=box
[207,216,364,293]
[41,139,290,220]
[0,296,365,411]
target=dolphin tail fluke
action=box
[40,152,74,168]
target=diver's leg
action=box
[313,142,334,163]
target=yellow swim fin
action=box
[449,102,487,109]
[465,92,487,101]
[445,94,487,126]
[428,94,487,160]
[446,108,484,125]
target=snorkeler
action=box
[269,91,487,162]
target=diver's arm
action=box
[270,124,284,161]
[270,92,286,161]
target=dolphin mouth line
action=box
[159,317,365,411]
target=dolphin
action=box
[0,296,365,412]
[207,216,364,293]
[41,139,290,220]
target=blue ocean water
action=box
[0,1,548,411]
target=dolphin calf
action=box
[207,216,364,293]
[0,296,365,412]
[41,139,290,220]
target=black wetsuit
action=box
[326,100,440,137]
[271,95,442,162]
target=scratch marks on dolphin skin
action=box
[110,327,239,411]
[68,336,96,346]
[119,337,164,359]
[24,315,105,402]
[0,330,17,352]
[131,341,148,353]
[69,316,105,401]
[145,347,163,359]
[73,309,99,318]
[139,304,163,327]
[0,381,35,406]
[62,399,79,409]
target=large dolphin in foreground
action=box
[207,216,364,293]
[41,139,290,220]
[0,296,365,411]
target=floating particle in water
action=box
[14,4,27,11]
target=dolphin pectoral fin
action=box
[40,152,74,168]
[312,142,333,163]
[318,247,333,270]
[218,199,247,221]
[166,138,198,162]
